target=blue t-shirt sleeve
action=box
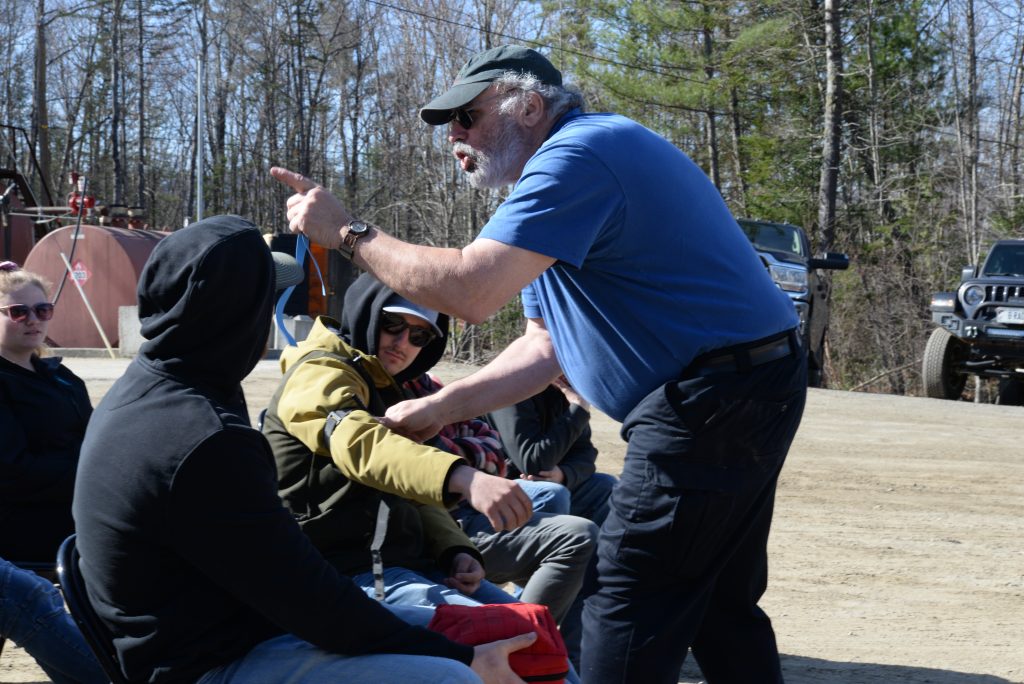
[480,140,624,268]
[521,283,540,319]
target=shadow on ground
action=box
[676,654,1018,683]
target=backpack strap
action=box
[369,498,390,601]
[276,347,394,597]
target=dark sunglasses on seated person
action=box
[0,302,55,322]
[380,311,437,348]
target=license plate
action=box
[996,307,1024,324]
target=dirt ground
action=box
[3,356,1022,684]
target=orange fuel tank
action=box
[24,224,166,348]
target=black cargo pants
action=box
[581,337,807,683]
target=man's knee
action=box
[546,515,598,562]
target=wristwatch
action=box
[337,221,370,260]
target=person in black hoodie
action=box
[72,215,533,684]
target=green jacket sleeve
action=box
[275,354,465,507]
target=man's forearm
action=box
[353,228,484,320]
[354,227,554,324]
[427,330,562,426]
[274,166,553,322]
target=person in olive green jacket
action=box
[262,272,532,609]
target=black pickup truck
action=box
[738,219,850,387]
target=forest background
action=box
[2,0,1022,396]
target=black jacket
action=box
[0,354,91,560]
[73,216,471,684]
[487,385,597,492]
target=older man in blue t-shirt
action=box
[273,45,807,684]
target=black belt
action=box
[688,329,800,376]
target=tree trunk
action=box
[816,0,842,253]
[728,84,747,214]
[702,9,720,190]
[1005,31,1023,199]
[33,0,51,199]
[966,0,980,261]
[110,0,124,205]
[136,0,145,211]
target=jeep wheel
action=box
[922,328,969,399]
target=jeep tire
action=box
[922,327,968,400]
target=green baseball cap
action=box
[419,45,562,126]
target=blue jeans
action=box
[0,557,107,684]
[517,472,616,525]
[196,632,481,684]
[349,566,517,611]
[515,478,570,514]
[218,581,577,684]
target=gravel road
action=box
[3,357,1021,683]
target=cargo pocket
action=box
[607,455,735,581]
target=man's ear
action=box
[521,91,547,129]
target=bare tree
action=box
[32,0,53,197]
[110,0,125,204]
[817,0,842,253]
[135,0,145,209]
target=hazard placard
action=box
[68,260,91,283]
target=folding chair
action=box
[56,534,130,684]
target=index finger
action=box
[501,632,538,654]
[270,166,318,193]
[377,415,424,442]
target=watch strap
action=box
[337,221,368,260]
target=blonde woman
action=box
[1,261,92,560]
[1,260,105,684]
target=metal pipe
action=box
[58,251,116,359]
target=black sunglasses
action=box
[448,92,508,130]
[450,107,475,130]
[381,311,438,348]
[0,302,55,322]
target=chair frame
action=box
[56,534,130,684]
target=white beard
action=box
[454,114,532,189]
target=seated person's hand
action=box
[552,374,593,411]
[552,376,589,413]
[444,552,484,596]
[521,466,565,485]
[471,632,536,684]
[449,466,533,532]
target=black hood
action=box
[136,215,273,398]
[340,272,449,385]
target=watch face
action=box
[349,221,369,235]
